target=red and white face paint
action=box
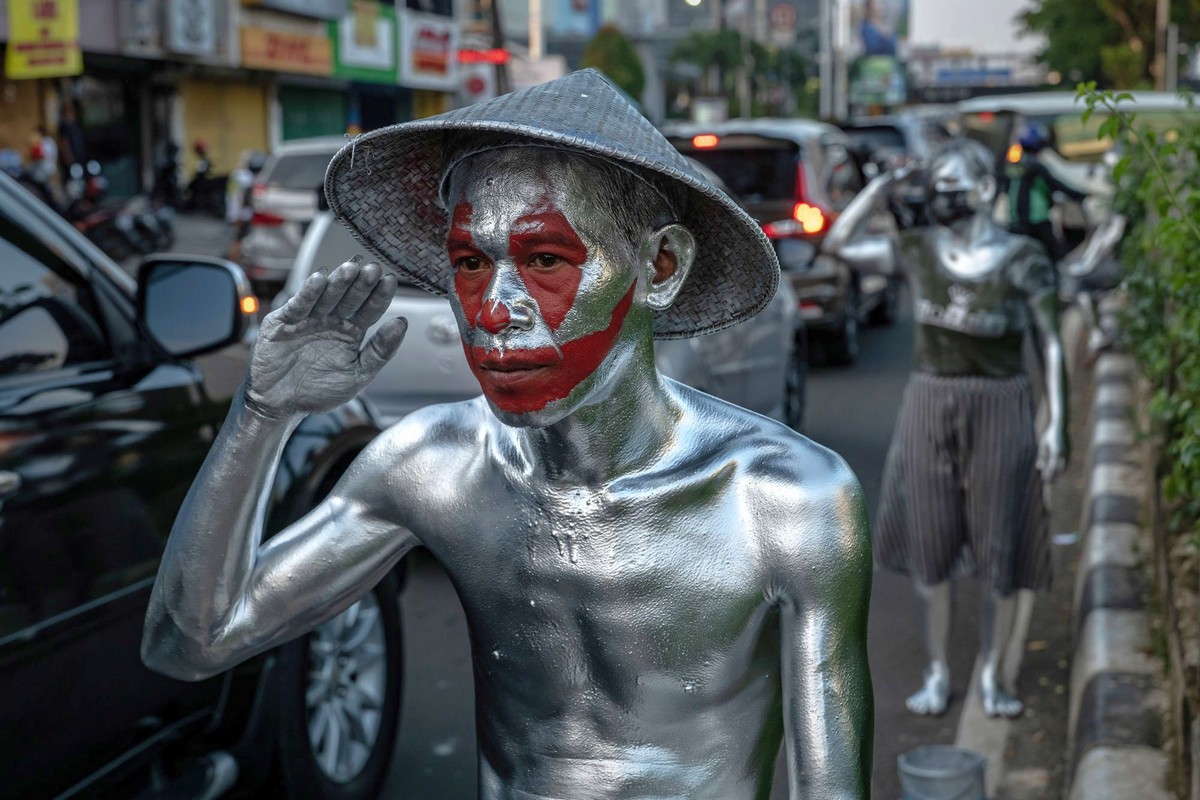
[445,154,640,418]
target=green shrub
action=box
[1080,85,1200,535]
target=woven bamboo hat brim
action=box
[324,69,779,339]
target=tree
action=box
[669,31,809,117]
[581,25,646,103]
[1019,0,1200,88]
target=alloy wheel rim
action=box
[305,592,388,783]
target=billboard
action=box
[848,0,908,107]
[550,0,600,38]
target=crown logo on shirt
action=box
[948,284,975,307]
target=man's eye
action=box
[456,256,487,272]
[531,253,562,269]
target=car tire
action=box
[868,277,900,326]
[274,570,403,800]
[825,308,859,366]
[784,344,807,433]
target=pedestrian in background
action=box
[57,103,86,174]
[225,150,266,263]
[1005,122,1087,263]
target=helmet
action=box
[1018,122,1050,154]
[246,150,267,174]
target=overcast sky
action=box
[908,0,1042,54]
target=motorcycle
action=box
[183,140,227,218]
[64,161,163,261]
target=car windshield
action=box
[263,152,337,190]
[844,125,906,152]
[677,137,798,201]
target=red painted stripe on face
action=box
[464,282,636,414]
[510,204,585,331]
[449,201,485,329]
[478,299,510,334]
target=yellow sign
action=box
[5,0,83,79]
[241,26,333,75]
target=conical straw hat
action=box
[324,69,779,339]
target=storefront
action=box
[331,0,407,133]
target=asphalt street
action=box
[379,300,993,800]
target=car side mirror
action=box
[138,257,254,358]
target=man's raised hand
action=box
[245,257,407,418]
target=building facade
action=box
[0,0,459,195]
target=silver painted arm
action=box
[142,260,414,681]
[821,171,898,258]
[1029,290,1068,480]
[775,463,873,799]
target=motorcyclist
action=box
[1005,122,1088,262]
[225,150,266,262]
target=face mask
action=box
[928,190,975,225]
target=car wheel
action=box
[868,277,900,326]
[825,309,859,366]
[275,570,402,800]
[784,346,807,432]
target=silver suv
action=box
[241,136,345,297]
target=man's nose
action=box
[479,300,511,333]
[478,267,535,333]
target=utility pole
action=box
[529,0,544,61]
[1154,0,1169,90]
[818,0,831,118]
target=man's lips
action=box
[473,348,561,372]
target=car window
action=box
[821,143,864,210]
[675,136,799,201]
[845,125,906,153]
[0,212,110,377]
[263,151,338,191]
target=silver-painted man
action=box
[824,138,1067,719]
[142,71,873,799]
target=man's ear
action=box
[640,223,696,311]
[975,174,998,206]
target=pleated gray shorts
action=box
[874,371,1051,594]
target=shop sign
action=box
[5,0,83,79]
[398,9,457,91]
[242,0,347,21]
[120,0,163,56]
[331,0,396,83]
[167,0,216,55]
[242,25,333,74]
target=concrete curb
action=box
[1067,302,1170,799]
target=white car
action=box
[276,208,807,429]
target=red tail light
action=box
[251,211,285,227]
[792,202,826,234]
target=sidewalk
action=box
[946,307,1092,800]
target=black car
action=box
[0,172,403,800]
[665,118,901,366]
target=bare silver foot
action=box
[906,664,950,716]
[980,683,1023,718]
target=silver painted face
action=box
[444,149,654,428]
[927,151,992,226]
